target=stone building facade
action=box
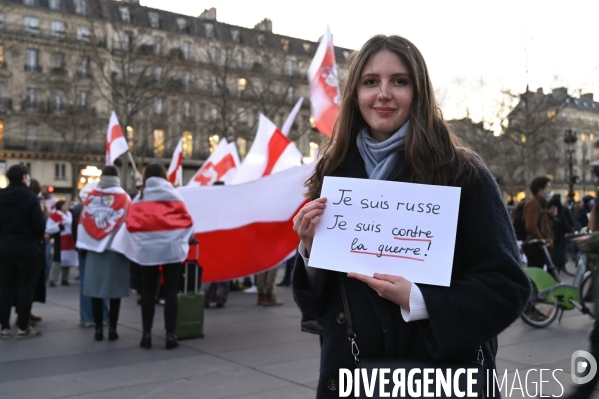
[0,0,350,196]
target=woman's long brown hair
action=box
[305,35,479,199]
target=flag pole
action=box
[127,151,139,174]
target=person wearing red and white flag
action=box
[111,163,194,350]
[307,26,341,138]
[167,138,183,187]
[105,111,129,166]
[46,200,78,287]
[187,138,239,186]
[231,114,302,185]
[77,166,131,342]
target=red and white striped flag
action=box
[46,210,79,267]
[231,114,302,184]
[110,177,194,265]
[281,97,304,136]
[106,111,129,165]
[167,138,183,186]
[308,26,340,138]
[179,164,313,282]
[76,186,131,253]
[187,138,239,186]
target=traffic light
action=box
[48,186,55,193]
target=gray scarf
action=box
[97,175,121,189]
[356,120,409,180]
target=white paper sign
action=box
[308,176,461,286]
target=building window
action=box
[153,129,164,156]
[25,17,39,37]
[231,29,239,43]
[183,101,191,118]
[236,51,244,68]
[26,49,39,71]
[184,72,192,91]
[78,91,88,106]
[154,98,163,115]
[24,0,35,5]
[73,0,87,15]
[52,52,64,68]
[148,12,160,29]
[55,163,67,180]
[26,87,39,109]
[154,66,162,81]
[287,86,295,102]
[210,105,218,121]
[176,18,187,32]
[51,21,66,40]
[49,0,60,10]
[126,126,134,150]
[205,23,213,38]
[182,131,192,158]
[211,75,218,93]
[209,46,218,62]
[237,78,246,92]
[25,124,39,149]
[257,34,264,46]
[52,89,65,113]
[154,37,163,55]
[209,135,219,153]
[236,137,246,159]
[182,41,191,60]
[285,59,295,76]
[79,56,89,76]
[119,7,130,23]
[77,26,90,42]
[0,14,4,31]
[281,39,289,52]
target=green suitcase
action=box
[175,244,204,339]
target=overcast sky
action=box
[141,0,599,124]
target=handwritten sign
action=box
[308,176,461,286]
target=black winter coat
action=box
[292,147,531,399]
[0,182,45,259]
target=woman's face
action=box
[356,50,414,142]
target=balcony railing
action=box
[2,137,105,154]
[50,67,68,76]
[21,100,47,113]
[24,64,43,72]
[0,98,13,111]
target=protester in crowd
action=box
[0,165,45,339]
[291,34,530,397]
[77,166,131,341]
[522,176,557,268]
[548,194,574,273]
[256,267,283,306]
[47,200,79,286]
[575,195,595,231]
[110,163,194,350]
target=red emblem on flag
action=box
[81,191,129,239]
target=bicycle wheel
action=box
[580,272,595,318]
[521,279,560,328]
[563,252,579,276]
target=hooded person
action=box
[76,166,130,341]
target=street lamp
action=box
[564,129,578,206]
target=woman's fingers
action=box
[293,198,327,236]
[347,272,411,308]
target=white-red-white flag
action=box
[105,111,129,165]
[281,97,304,136]
[167,138,183,186]
[179,164,313,282]
[231,114,302,184]
[187,138,239,186]
[307,26,340,138]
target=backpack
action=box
[512,201,527,240]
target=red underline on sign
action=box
[393,237,432,242]
[350,250,425,262]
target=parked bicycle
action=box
[521,235,595,328]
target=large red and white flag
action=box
[167,138,183,186]
[76,186,131,253]
[187,138,239,186]
[231,114,302,184]
[179,164,313,282]
[308,26,340,138]
[281,97,304,136]
[110,177,194,265]
[105,111,129,165]
[46,210,79,267]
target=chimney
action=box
[581,93,594,102]
[200,7,216,20]
[254,18,272,32]
[551,87,568,99]
[536,87,544,95]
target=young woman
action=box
[78,166,130,342]
[292,35,530,398]
[111,163,194,350]
[47,200,78,286]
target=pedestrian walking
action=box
[291,34,530,398]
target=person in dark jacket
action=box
[575,195,595,231]
[0,165,45,339]
[291,35,530,398]
[548,194,574,272]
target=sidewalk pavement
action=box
[0,266,597,399]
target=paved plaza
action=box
[0,266,598,399]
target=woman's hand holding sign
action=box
[293,197,327,256]
[348,273,412,310]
